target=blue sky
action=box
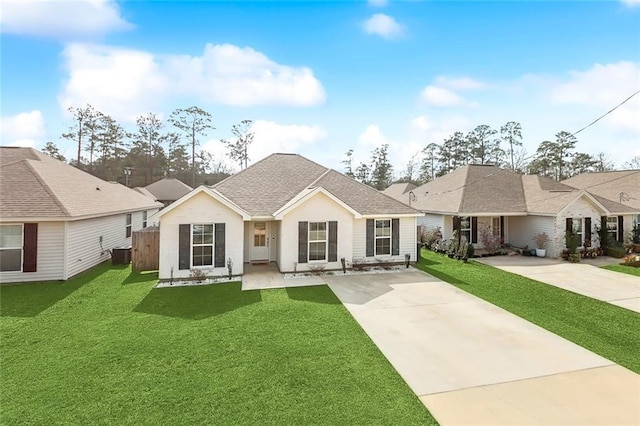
[1,0,639,173]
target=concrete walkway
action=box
[324,271,640,425]
[241,262,324,290]
[477,256,640,313]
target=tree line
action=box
[341,121,640,190]
[43,104,255,188]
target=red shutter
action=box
[23,223,38,273]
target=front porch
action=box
[241,262,324,290]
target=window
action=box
[142,211,147,228]
[459,216,471,244]
[126,213,132,238]
[0,225,22,272]
[308,222,327,261]
[192,224,214,267]
[491,217,501,238]
[606,216,618,242]
[375,219,391,255]
[573,218,583,243]
[254,222,266,247]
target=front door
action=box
[251,222,269,262]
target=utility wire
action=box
[571,89,640,136]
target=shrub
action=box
[565,230,581,255]
[351,258,368,271]
[190,268,207,283]
[606,245,627,258]
[534,232,549,249]
[308,264,326,275]
[478,224,501,254]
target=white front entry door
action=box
[251,222,269,262]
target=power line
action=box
[571,89,640,136]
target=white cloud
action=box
[0,110,45,147]
[356,124,423,174]
[363,13,405,39]
[621,0,640,7]
[368,0,389,7]
[59,44,169,122]
[202,120,326,169]
[420,86,470,107]
[165,44,326,107]
[59,43,326,121]
[0,0,132,38]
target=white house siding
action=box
[279,192,354,273]
[0,221,65,283]
[353,216,417,263]
[509,215,557,256]
[555,196,608,256]
[66,210,151,279]
[419,213,444,237]
[158,192,244,280]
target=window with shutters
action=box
[375,219,391,255]
[126,213,132,238]
[572,218,583,243]
[192,224,214,267]
[308,222,327,261]
[459,216,471,243]
[606,216,618,242]
[0,225,22,272]
[491,217,501,238]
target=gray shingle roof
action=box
[144,178,193,202]
[388,164,639,216]
[212,153,420,216]
[0,147,163,220]
[563,170,640,209]
[381,182,416,201]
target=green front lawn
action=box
[417,250,640,374]
[1,265,435,425]
[602,264,640,277]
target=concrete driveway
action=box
[324,271,640,425]
[477,256,640,313]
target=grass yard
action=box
[602,264,640,277]
[417,250,640,374]
[1,264,435,425]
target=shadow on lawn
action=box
[121,270,158,285]
[285,286,341,305]
[134,282,261,319]
[0,264,106,317]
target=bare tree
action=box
[63,104,98,169]
[168,107,214,186]
[500,121,523,171]
[221,120,254,169]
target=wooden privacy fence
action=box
[132,226,159,272]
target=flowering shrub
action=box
[479,224,501,254]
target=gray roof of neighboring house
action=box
[408,165,527,215]
[212,153,420,216]
[381,182,416,202]
[388,163,638,216]
[0,147,163,220]
[144,178,193,202]
[563,170,640,210]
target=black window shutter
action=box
[392,218,400,256]
[453,216,461,233]
[585,217,592,246]
[298,221,308,264]
[366,219,374,257]
[214,223,225,267]
[618,216,624,242]
[328,221,338,262]
[566,218,573,234]
[500,216,505,242]
[178,224,190,270]
[23,223,38,273]
[471,217,478,244]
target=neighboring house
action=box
[0,147,163,283]
[381,182,416,206]
[135,177,193,207]
[156,153,422,280]
[563,170,640,237]
[388,164,639,258]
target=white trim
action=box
[557,191,610,217]
[274,187,361,219]
[374,219,392,256]
[156,186,251,220]
[191,224,214,268]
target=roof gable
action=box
[144,178,193,201]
